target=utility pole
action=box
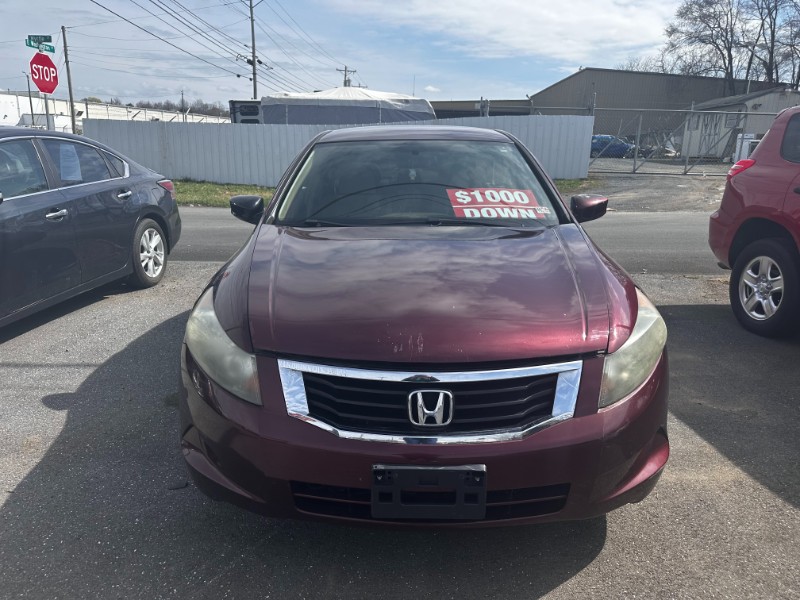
[62,26,77,134]
[249,0,257,99]
[337,65,356,87]
[23,71,34,126]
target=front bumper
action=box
[178,351,669,526]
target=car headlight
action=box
[185,287,261,405]
[599,289,667,408]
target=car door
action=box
[39,138,138,283]
[0,137,81,319]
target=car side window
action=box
[780,114,800,163]
[41,139,112,186]
[0,139,49,199]
[102,150,126,178]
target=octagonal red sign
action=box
[29,52,58,94]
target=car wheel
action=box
[129,218,167,288]
[729,238,800,337]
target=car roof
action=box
[0,127,86,141]
[317,125,513,143]
[0,127,129,158]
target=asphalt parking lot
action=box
[0,176,798,599]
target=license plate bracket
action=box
[371,464,487,520]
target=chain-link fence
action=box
[589,107,778,175]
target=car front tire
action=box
[129,218,167,288]
[729,238,800,337]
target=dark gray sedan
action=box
[0,127,181,327]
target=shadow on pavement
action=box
[661,303,800,508]
[0,314,606,599]
[0,281,134,345]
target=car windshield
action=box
[275,139,563,227]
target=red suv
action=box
[710,106,800,336]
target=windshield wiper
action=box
[290,217,546,228]
[391,217,543,228]
[293,219,352,227]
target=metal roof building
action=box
[431,68,777,118]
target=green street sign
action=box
[28,35,52,44]
[25,39,55,53]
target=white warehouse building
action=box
[0,90,230,134]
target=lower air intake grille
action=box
[290,481,569,522]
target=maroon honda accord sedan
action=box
[178,125,669,526]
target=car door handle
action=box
[45,209,68,220]
[117,190,132,199]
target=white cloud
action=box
[424,85,441,93]
[329,0,679,64]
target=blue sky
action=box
[0,0,682,105]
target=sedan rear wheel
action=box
[129,218,167,288]
[729,238,800,337]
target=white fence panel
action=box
[434,115,592,179]
[83,115,592,186]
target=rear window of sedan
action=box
[41,139,112,186]
[276,140,563,227]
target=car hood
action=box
[247,224,618,363]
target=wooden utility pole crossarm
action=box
[337,65,356,87]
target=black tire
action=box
[128,218,167,288]
[729,238,800,337]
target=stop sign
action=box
[29,52,58,94]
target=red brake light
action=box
[158,179,175,199]
[726,159,755,181]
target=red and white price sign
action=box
[446,188,551,219]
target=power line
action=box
[88,0,251,80]
[272,0,342,67]
[253,20,330,88]
[231,3,333,89]
[69,50,228,71]
[164,0,249,52]
[69,60,233,79]
[153,0,309,92]
[133,0,245,65]
[68,0,240,28]
[70,30,195,42]
[141,0,313,92]
[260,1,340,70]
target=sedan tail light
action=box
[158,179,175,200]
[726,159,755,181]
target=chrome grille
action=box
[302,372,559,434]
[278,359,582,444]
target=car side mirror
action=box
[230,195,264,225]
[570,194,608,223]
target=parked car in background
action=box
[590,134,635,158]
[0,128,181,328]
[179,125,669,526]
[709,106,800,336]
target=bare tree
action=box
[665,0,748,94]
[745,0,788,83]
[616,55,664,72]
[777,1,800,85]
